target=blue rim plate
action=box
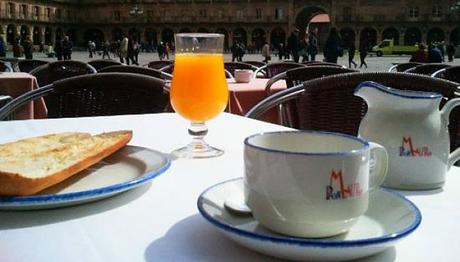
[0,146,171,210]
[197,178,421,261]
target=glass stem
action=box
[188,122,208,149]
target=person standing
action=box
[323,27,341,64]
[307,28,319,61]
[62,36,73,60]
[299,35,309,62]
[88,40,95,58]
[359,36,369,68]
[102,40,111,59]
[347,39,357,68]
[278,43,285,60]
[0,36,6,57]
[409,43,428,63]
[164,43,170,60]
[261,42,271,63]
[157,42,165,61]
[427,44,443,63]
[22,36,33,60]
[119,37,128,64]
[12,37,23,58]
[446,43,456,62]
[287,29,299,62]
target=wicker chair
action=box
[17,59,49,73]
[302,61,346,68]
[432,66,460,84]
[404,63,451,75]
[224,62,258,77]
[0,73,169,120]
[242,60,266,68]
[30,60,97,87]
[88,59,123,71]
[145,60,173,69]
[99,65,172,80]
[388,62,423,72]
[0,95,13,120]
[246,72,460,155]
[254,62,306,79]
[160,64,174,74]
[0,61,13,72]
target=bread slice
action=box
[0,130,132,196]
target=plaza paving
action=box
[6,50,460,72]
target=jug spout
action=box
[354,81,443,112]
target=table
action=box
[0,72,47,119]
[0,113,459,262]
[227,78,286,123]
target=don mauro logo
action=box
[399,136,432,157]
[326,170,362,200]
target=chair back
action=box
[243,61,266,68]
[404,63,451,75]
[302,61,346,68]
[30,60,97,87]
[432,66,460,84]
[388,62,422,72]
[160,64,174,74]
[284,66,358,88]
[145,60,173,69]
[0,73,169,120]
[0,61,13,72]
[254,62,306,78]
[0,96,13,120]
[88,59,122,71]
[224,62,258,77]
[99,65,172,80]
[246,72,460,153]
[17,60,49,73]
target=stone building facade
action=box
[0,0,459,51]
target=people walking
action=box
[164,43,170,60]
[102,40,111,59]
[12,37,23,58]
[446,43,456,62]
[323,27,342,64]
[427,44,443,63]
[22,36,33,60]
[278,43,285,60]
[359,36,369,68]
[287,29,300,62]
[88,40,95,58]
[157,42,165,60]
[348,39,357,68]
[62,36,73,60]
[299,36,309,62]
[261,42,271,63]
[119,37,128,64]
[409,44,428,63]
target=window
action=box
[7,3,15,18]
[217,10,224,18]
[46,8,51,18]
[33,6,39,19]
[256,8,262,19]
[199,9,207,17]
[432,5,442,17]
[275,8,283,20]
[343,7,352,21]
[55,8,61,19]
[147,10,154,17]
[113,10,121,21]
[21,4,27,18]
[408,6,419,18]
[236,10,244,19]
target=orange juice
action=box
[170,53,229,122]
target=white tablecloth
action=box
[0,113,459,262]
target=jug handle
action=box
[441,98,460,168]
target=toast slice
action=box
[0,130,132,196]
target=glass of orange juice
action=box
[170,33,228,158]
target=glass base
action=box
[172,121,224,159]
[172,142,224,159]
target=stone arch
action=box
[197,28,208,33]
[6,24,17,44]
[161,28,174,45]
[251,28,266,51]
[404,27,422,45]
[295,6,328,38]
[360,27,378,47]
[145,28,157,43]
[340,27,356,45]
[233,27,247,47]
[44,27,52,45]
[450,27,460,45]
[216,28,229,50]
[84,28,104,47]
[382,27,399,45]
[32,26,42,45]
[427,27,445,44]
[20,25,30,40]
[112,27,124,41]
[270,27,286,49]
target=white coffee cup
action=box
[244,131,388,238]
[234,69,253,83]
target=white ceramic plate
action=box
[197,178,421,261]
[0,146,171,210]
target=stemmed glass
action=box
[170,33,229,158]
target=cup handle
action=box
[369,142,388,191]
[441,98,460,168]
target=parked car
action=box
[371,39,418,56]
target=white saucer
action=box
[197,178,421,261]
[0,146,171,210]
